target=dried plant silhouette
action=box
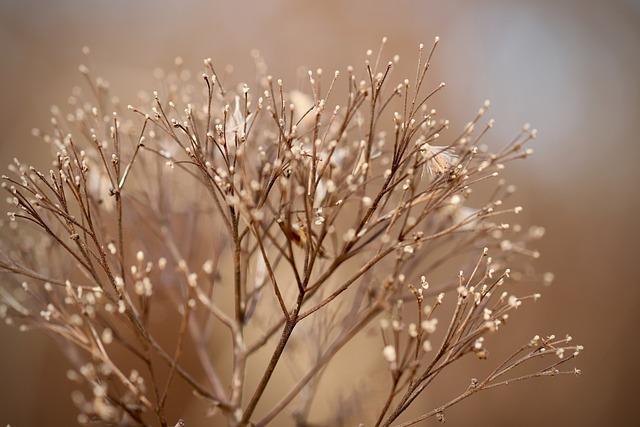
[0,38,581,426]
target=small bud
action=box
[382,345,396,363]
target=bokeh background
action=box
[1,0,639,426]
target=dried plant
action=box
[0,37,581,427]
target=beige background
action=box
[1,0,639,425]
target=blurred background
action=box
[1,0,638,425]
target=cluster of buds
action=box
[0,37,579,427]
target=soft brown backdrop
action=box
[1,0,639,426]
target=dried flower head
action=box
[0,36,579,426]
